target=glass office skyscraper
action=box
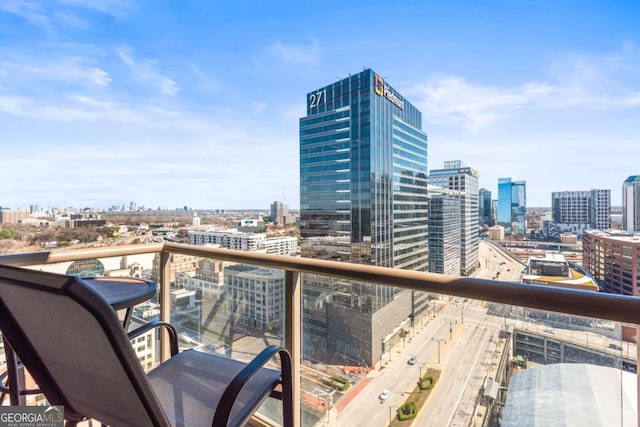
[300,69,429,365]
[497,177,527,235]
[623,176,640,233]
[427,187,461,276]
[479,188,493,227]
[428,161,480,276]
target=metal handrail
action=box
[2,242,640,324]
[162,242,640,324]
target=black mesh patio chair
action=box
[0,265,294,427]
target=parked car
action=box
[379,389,391,401]
[407,355,417,365]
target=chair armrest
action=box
[0,370,9,394]
[212,345,292,427]
[0,364,42,397]
[127,321,179,356]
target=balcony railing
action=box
[2,242,639,426]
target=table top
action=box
[81,277,157,310]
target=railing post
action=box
[159,250,171,362]
[285,270,301,427]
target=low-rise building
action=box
[522,253,598,291]
[188,231,298,255]
[488,225,505,241]
[223,264,284,332]
[559,233,578,244]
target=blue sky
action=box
[1,0,638,210]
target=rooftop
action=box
[503,363,637,427]
[522,253,598,290]
[585,229,640,243]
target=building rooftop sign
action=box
[374,74,404,110]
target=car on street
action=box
[379,389,391,401]
[407,355,417,365]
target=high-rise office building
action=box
[491,199,498,226]
[479,188,493,227]
[551,190,610,231]
[497,178,527,235]
[427,186,461,276]
[428,161,479,275]
[299,69,429,365]
[590,189,611,230]
[269,201,289,224]
[622,176,640,233]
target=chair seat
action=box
[148,349,282,427]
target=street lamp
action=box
[418,362,427,390]
[389,405,398,426]
[431,338,444,363]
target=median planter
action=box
[419,375,435,390]
[396,402,417,421]
[390,369,440,427]
[322,376,351,391]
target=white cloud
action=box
[252,101,266,113]
[408,76,557,130]
[51,10,89,28]
[407,53,640,131]
[66,94,112,108]
[0,57,111,87]
[189,64,218,92]
[283,102,306,121]
[0,0,52,29]
[56,0,134,18]
[266,40,321,65]
[0,0,133,29]
[117,47,179,95]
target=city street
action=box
[328,241,522,426]
[417,302,503,426]
[329,298,506,427]
[333,306,453,427]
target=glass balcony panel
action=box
[168,255,287,426]
[298,274,633,427]
[1,248,638,427]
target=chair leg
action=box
[279,349,294,427]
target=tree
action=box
[0,228,17,239]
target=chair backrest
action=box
[0,265,169,427]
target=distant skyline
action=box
[1,1,638,209]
